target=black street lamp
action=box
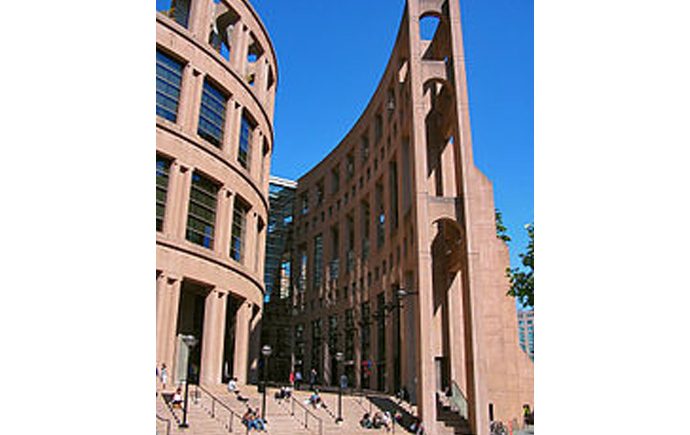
[261,345,272,421]
[335,351,344,423]
[179,334,198,429]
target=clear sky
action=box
[251,0,534,270]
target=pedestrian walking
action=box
[309,368,318,390]
[295,370,303,390]
[159,363,169,390]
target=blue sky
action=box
[251,0,533,270]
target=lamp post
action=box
[179,334,198,429]
[335,351,344,423]
[261,345,272,421]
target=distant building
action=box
[263,176,297,302]
[261,176,297,381]
[518,310,534,360]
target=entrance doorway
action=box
[175,280,210,384]
[222,296,241,383]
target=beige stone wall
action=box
[156,0,277,387]
[289,1,533,434]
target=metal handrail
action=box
[288,393,323,435]
[449,380,469,420]
[195,384,248,433]
[156,413,171,435]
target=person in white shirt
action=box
[227,377,238,393]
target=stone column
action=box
[201,289,228,385]
[162,160,183,237]
[248,306,263,384]
[214,188,233,258]
[255,214,267,276]
[156,272,167,364]
[245,211,258,271]
[233,300,251,384]
[447,269,467,392]
[172,163,193,240]
[222,96,237,157]
[230,23,250,75]
[228,102,244,165]
[255,56,269,103]
[250,129,264,181]
[158,274,182,374]
[188,0,211,39]
[179,66,204,136]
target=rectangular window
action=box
[361,200,370,260]
[401,138,412,214]
[209,30,231,61]
[376,182,385,248]
[230,199,250,262]
[156,156,172,231]
[316,180,324,206]
[346,214,355,273]
[346,152,355,180]
[156,50,183,122]
[198,79,228,147]
[374,113,383,143]
[389,160,399,231]
[313,234,323,289]
[361,132,370,162]
[157,0,191,28]
[238,114,255,169]
[298,247,308,293]
[331,166,340,194]
[300,192,309,215]
[186,172,219,249]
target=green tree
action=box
[507,223,534,307]
[495,209,511,242]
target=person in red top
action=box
[289,369,295,387]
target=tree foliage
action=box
[507,223,534,307]
[495,209,511,242]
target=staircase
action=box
[157,383,429,435]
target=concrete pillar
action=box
[215,188,233,258]
[416,252,438,432]
[201,289,228,385]
[188,0,211,39]
[233,300,251,384]
[245,211,258,270]
[228,102,244,165]
[255,214,267,276]
[230,23,249,75]
[171,163,193,240]
[162,160,183,237]
[447,269,467,392]
[158,274,182,375]
[248,306,263,384]
[255,56,269,103]
[177,63,196,133]
[250,129,263,181]
[221,96,237,155]
[179,65,203,136]
[156,272,167,364]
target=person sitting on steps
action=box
[359,412,373,429]
[171,387,183,409]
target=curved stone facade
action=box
[289,2,533,434]
[156,0,277,387]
